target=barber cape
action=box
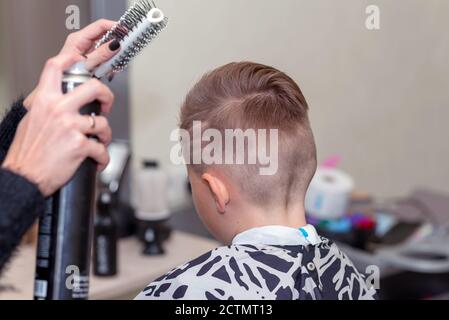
[135,225,377,300]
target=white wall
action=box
[106,0,449,198]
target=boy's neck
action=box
[228,202,308,241]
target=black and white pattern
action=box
[135,236,377,300]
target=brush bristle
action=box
[95,0,168,74]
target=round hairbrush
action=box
[94,0,168,79]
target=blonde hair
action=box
[180,62,317,207]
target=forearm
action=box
[0,168,45,274]
[0,99,27,163]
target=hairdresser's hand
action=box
[24,19,120,110]
[2,53,114,197]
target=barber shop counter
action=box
[0,231,219,300]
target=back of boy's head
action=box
[180,62,317,209]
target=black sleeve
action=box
[0,99,27,163]
[0,169,45,274]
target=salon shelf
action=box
[0,231,219,300]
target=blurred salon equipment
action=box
[310,187,449,300]
[93,141,133,278]
[132,160,172,256]
[296,157,449,299]
[99,141,134,238]
[93,189,118,277]
[373,191,449,274]
[100,142,131,195]
[305,167,354,220]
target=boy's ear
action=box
[201,173,230,214]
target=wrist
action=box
[2,160,48,196]
[2,157,19,175]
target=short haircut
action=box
[180,62,317,208]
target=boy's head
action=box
[180,62,317,243]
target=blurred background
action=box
[0,0,448,300]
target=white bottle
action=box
[133,160,170,222]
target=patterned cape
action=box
[135,227,377,300]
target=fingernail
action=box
[108,73,115,82]
[109,39,120,51]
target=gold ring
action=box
[89,113,96,129]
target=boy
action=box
[135,62,377,300]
